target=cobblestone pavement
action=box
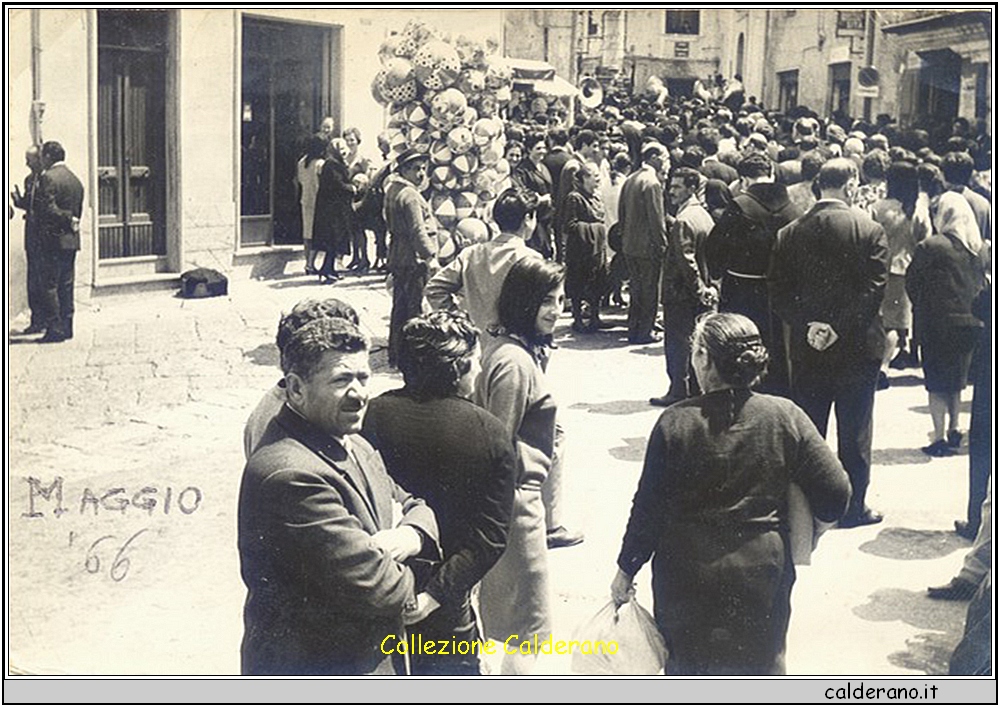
[7,268,977,675]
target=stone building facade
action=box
[7,8,502,316]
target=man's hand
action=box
[403,592,441,626]
[610,568,636,608]
[372,526,422,562]
[806,321,839,351]
[10,185,25,210]
[700,285,719,308]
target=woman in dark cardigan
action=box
[312,142,356,282]
[362,310,517,675]
[563,161,609,332]
[905,190,987,456]
[611,312,851,675]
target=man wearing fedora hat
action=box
[385,149,438,368]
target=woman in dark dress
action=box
[611,313,851,675]
[563,161,609,332]
[512,133,554,258]
[312,141,355,282]
[362,310,517,675]
[905,190,986,456]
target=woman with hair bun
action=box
[611,312,851,675]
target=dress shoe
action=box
[921,439,954,457]
[877,371,890,390]
[888,350,915,370]
[927,577,977,601]
[546,526,584,549]
[628,332,662,345]
[38,329,68,344]
[947,430,963,448]
[954,520,978,540]
[838,508,883,528]
[649,394,684,408]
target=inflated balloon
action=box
[371,72,388,105]
[431,193,458,226]
[446,126,474,155]
[477,93,499,117]
[431,88,467,121]
[406,102,430,127]
[380,58,418,104]
[407,126,432,153]
[451,152,479,175]
[453,191,478,220]
[429,139,453,165]
[430,164,458,190]
[472,118,500,146]
[484,57,512,89]
[495,86,512,103]
[378,34,406,65]
[413,40,462,90]
[437,228,458,264]
[494,158,511,179]
[478,141,502,166]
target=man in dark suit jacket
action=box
[10,145,45,334]
[770,158,889,528]
[618,142,671,344]
[35,141,84,343]
[239,317,441,675]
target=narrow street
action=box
[7,268,974,676]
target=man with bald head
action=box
[770,158,889,528]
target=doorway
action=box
[240,17,334,247]
[97,10,169,260]
[916,49,961,128]
[828,62,852,119]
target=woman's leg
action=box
[304,239,317,272]
[928,392,947,442]
[946,391,962,436]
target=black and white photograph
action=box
[5,5,994,701]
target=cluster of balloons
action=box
[373,21,516,263]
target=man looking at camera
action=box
[238,317,441,674]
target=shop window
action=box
[665,10,699,36]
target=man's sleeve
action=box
[259,467,417,617]
[423,253,465,311]
[402,190,438,262]
[36,173,74,232]
[642,179,668,251]
[768,223,804,328]
[670,217,708,299]
[830,221,888,338]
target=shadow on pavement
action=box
[608,437,648,462]
[569,400,656,416]
[871,447,933,466]
[858,527,970,560]
[244,343,279,367]
[852,587,967,675]
[887,374,924,387]
[554,329,632,351]
[908,400,972,415]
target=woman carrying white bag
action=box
[611,313,851,675]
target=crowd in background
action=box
[243,79,993,677]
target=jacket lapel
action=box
[276,405,380,528]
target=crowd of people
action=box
[241,83,992,676]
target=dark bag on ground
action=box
[180,268,228,298]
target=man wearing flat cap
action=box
[384,149,438,367]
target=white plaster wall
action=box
[8,9,33,318]
[176,10,240,272]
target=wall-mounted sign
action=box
[836,10,866,37]
[674,41,689,58]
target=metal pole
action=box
[863,9,876,122]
